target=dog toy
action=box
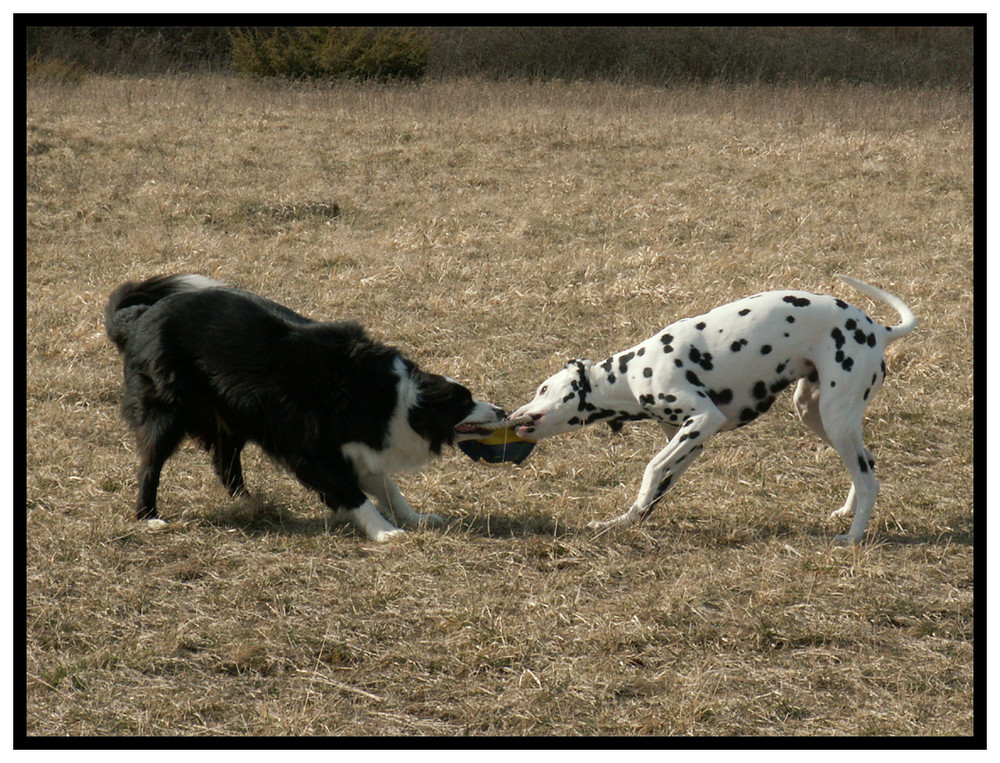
[458,417,536,465]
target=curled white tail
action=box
[835,274,917,342]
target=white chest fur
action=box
[341,357,433,476]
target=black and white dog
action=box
[510,276,917,544]
[105,274,506,541]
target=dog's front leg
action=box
[295,459,404,541]
[360,473,443,528]
[589,410,724,531]
[347,500,407,542]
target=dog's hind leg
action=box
[133,406,186,521]
[813,391,879,545]
[589,408,725,531]
[211,432,247,498]
[793,377,875,520]
[359,473,443,528]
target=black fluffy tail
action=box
[104,274,224,351]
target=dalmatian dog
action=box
[510,275,917,544]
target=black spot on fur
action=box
[643,367,653,378]
[756,396,776,414]
[853,329,868,345]
[731,338,748,352]
[831,327,846,349]
[761,344,772,355]
[738,308,751,316]
[835,299,849,309]
[786,315,795,323]
[607,373,616,384]
[867,333,877,347]
[585,410,617,425]
[674,358,683,368]
[738,408,758,424]
[639,394,655,407]
[600,357,613,373]
[857,455,869,473]
[685,370,703,387]
[688,346,714,371]
[776,362,787,374]
[637,347,646,357]
[618,352,635,373]
[782,295,811,308]
[770,378,790,394]
[695,321,706,330]
[709,388,733,405]
[808,369,819,383]
[752,381,767,400]
[846,319,857,330]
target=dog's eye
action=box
[539,385,548,396]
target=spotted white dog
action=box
[510,275,917,544]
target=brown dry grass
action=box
[26,76,973,737]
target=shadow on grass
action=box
[456,511,569,539]
[192,497,974,549]
[197,498,355,538]
[194,495,572,541]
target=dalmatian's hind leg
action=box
[793,376,874,520]
[588,408,726,531]
[811,390,879,545]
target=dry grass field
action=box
[25,75,974,737]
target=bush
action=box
[23,26,974,87]
[24,26,233,74]
[25,52,88,84]
[229,27,430,81]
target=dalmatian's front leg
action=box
[589,408,726,530]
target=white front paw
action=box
[833,532,863,546]
[373,528,406,542]
[415,512,444,526]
